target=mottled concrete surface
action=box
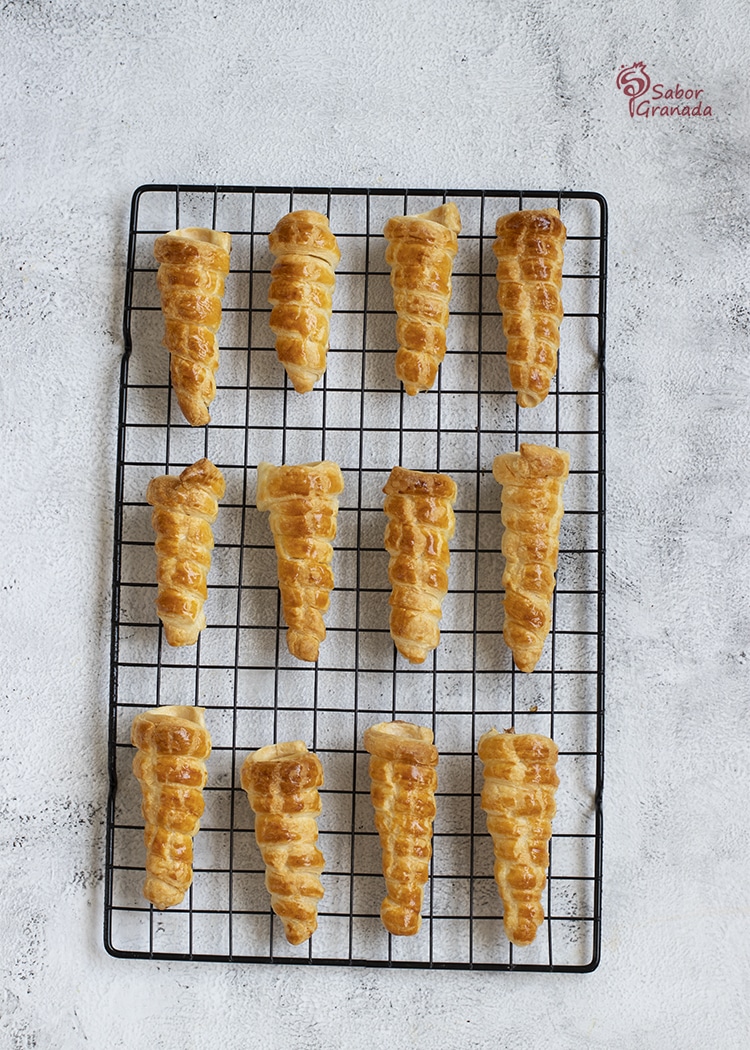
[1,1,749,1047]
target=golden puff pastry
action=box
[154,227,232,426]
[493,444,569,673]
[268,210,341,393]
[384,203,461,395]
[493,209,566,408]
[146,458,226,647]
[256,460,344,663]
[363,721,439,936]
[241,741,325,945]
[478,727,559,947]
[131,706,212,910]
[383,466,457,664]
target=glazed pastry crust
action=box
[493,209,566,408]
[146,458,226,647]
[131,706,211,910]
[493,444,569,673]
[384,203,461,395]
[363,721,439,936]
[383,466,457,664]
[154,227,232,426]
[241,741,325,945]
[478,728,559,947]
[268,210,341,393]
[256,460,344,662]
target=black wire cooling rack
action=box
[104,184,607,972]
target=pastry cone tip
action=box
[504,628,545,673]
[163,622,204,648]
[506,920,542,948]
[381,900,422,937]
[282,918,317,945]
[143,876,187,911]
[514,654,541,674]
[287,630,321,663]
[395,643,427,664]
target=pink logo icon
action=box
[617,62,651,117]
[616,61,713,118]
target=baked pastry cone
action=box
[256,460,344,662]
[154,227,232,426]
[383,466,457,664]
[268,210,341,393]
[241,741,325,945]
[493,209,566,408]
[478,727,559,947]
[363,721,439,936]
[131,706,211,910]
[493,444,569,673]
[146,458,226,647]
[384,203,461,395]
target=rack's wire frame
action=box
[104,184,607,972]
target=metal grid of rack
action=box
[104,184,607,971]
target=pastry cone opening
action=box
[170,227,232,255]
[145,705,206,727]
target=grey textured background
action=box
[1,0,749,1047]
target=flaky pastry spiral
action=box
[383,466,457,664]
[384,203,461,395]
[241,740,325,945]
[146,458,226,647]
[154,227,232,426]
[493,444,569,673]
[256,460,344,662]
[131,705,212,910]
[268,210,341,393]
[493,209,566,408]
[364,721,439,936]
[478,727,559,946]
